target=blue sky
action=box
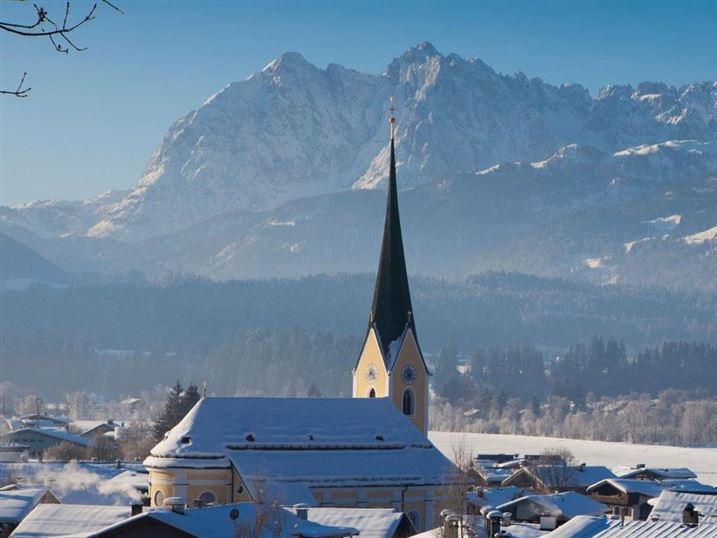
[1,0,715,205]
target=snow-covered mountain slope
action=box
[31,41,711,242]
[8,139,715,290]
[1,190,128,239]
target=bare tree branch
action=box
[0,72,31,98]
[1,1,121,96]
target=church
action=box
[144,108,453,531]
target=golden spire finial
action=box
[389,95,396,140]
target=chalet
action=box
[502,464,615,494]
[0,428,89,457]
[586,479,663,520]
[619,466,697,482]
[497,491,606,527]
[0,486,59,537]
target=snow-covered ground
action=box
[429,431,716,485]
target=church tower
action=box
[352,102,429,434]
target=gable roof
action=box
[587,479,664,498]
[506,465,615,489]
[145,397,454,490]
[10,504,130,537]
[0,487,59,524]
[1,428,91,447]
[650,490,717,524]
[498,491,607,519]
[369,137,415,362]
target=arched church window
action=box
[368,388,376,398]
[402,388,414,416]
[197,490,217,506]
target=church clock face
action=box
[364,364,378,383]
[401,365,417,384]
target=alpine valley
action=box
[2,43,716,289]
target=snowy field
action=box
[429,431,716,485]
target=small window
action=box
[197,490,217,506]
[368,388,376,398]
[154,490,165,507]
[408,510,420,530]
[402,388,414,416]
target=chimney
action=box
[131,503,143,516]
[294,503,309,521]
[444,514,461,538]
[683,503,699,526]
[163,497,185,515]
[486,510,502,537]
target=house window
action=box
[408,510,420,530]
[197,490,217,506]
[402,388,414,416]
[154,490,164,507]
[368,388,376,398]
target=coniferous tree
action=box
[180,383,201,417]
[153,381,184,441]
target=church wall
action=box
[353,328,389,398]
[390,330,428,434]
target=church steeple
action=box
[370,115,415,356]
[353,99,428,434]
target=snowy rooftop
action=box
[465,486,526,508]
[288,507,409,538]
[146,397,453,489]
[10,504,130,537]
[0,427,91,447]
[547,515,717,537]
[499,491,607,519]
[619,467,697,480]
[587,479,664,498]
[12,502,358,538]
[0,486,58,524]
[507,465,616,489]
[650,490,717,524]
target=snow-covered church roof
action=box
[145,397,454,495]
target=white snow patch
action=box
[644,215,681,233]
[683,225,717,245]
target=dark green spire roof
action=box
[370,137,415,356]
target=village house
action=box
[0,486,59,538]
[497,491,606,529]
[618,466,697,482]
[0,428,89,457]
[502,464,616,494]
[586,478,663,520]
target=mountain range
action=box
[2,42,716,289]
